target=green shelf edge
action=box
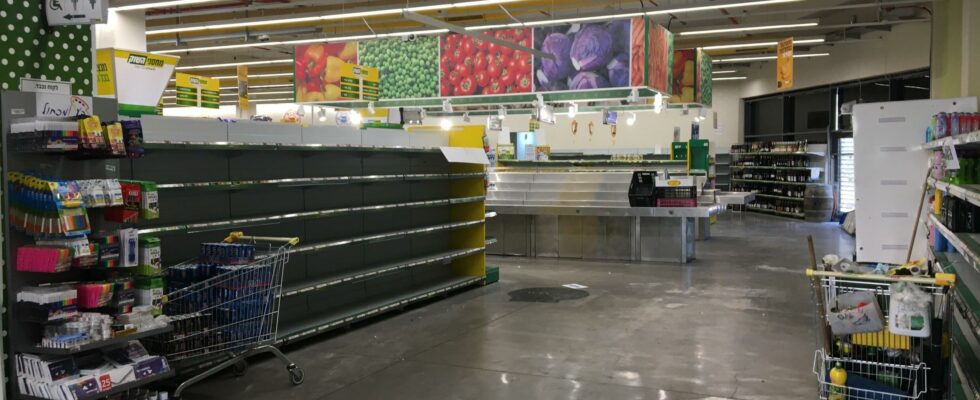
[16,370,175,400]
[137,196,484,236]
[732,178,814,186]
[20,325,174,355]
[744,206,805,219]
[143,141,440,153]
[280,247,485,297]
[276,275,485,344]
[157,172,486,192]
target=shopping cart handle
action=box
[805,269,956,286]
[224,231,300,246]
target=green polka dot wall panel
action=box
[0,0,93,95]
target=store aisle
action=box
[181,214,853,400]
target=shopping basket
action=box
[146,232,301,398]
[806,269,956,400]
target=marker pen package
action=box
[119,228,139,268]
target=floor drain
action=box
[508,287,590,303]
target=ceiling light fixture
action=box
[111,0,223,11]
[700,38,824,50]
[680,22,819,36]
[441,118,454,131]
[147,0,520,35]
[713,52,829,63]
[712,76,748,81]
[712,70,737,74]
[648,0,801,15]
[175,59,293,71]
[156,30,450,54]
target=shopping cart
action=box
[147,232,302,398]
[807,269,956,400]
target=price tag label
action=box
[944,143,960,170]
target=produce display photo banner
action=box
[671,49,698,103]
[360,37,439,99]
[440,28,533,96]
[643,22,674,94]
[534,21,633,92]
[293,22,674,103]
[295,42,358,102]
[698,51,712,106]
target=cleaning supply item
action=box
[889,282,932,337]
[828,362,847,400]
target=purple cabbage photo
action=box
[534,21,633,92]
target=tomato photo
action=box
[439,28,532,96]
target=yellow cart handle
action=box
[224,231,300,246]
[805,269,956,287]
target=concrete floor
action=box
[182,213,854,399]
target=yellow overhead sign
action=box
[174,72,220,109]
[777,37,794,89]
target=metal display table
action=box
[487,202,722,264]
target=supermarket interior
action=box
[0,0,979,399]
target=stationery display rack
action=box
[124,116,488,351]
[1,92,489,397]
[729,141,828,220]
[1,92,176,399]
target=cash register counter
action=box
[487,171,729,263]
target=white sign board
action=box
[20,78,72,95]
[45,0,108,25]
[440,147,490,165]
[36,93,94,118]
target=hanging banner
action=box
[237,65,249,116]
[777,37,794,89]
[295,43,358,102]
[643,21,673,94]
[671,49,698,103]
[174,73,220,109]
[533,22,629,92]
[698,52,712,107]
[339,64,379,101]
[95,48,180,116]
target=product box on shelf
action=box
[138,181,159,220]
[136,236,162,276]
[91,365,136,392]
[135,277,164,315]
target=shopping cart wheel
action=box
[288,365,305,385]
[232,360,249,377]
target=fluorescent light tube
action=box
[701,38,824,50]
[712,76,748,81]
[712,70,737,74]
[175,59,292,70]
[112,0,223,11]
[713,52,829,63]
[147,0,519,35]
[647,0,802,15]
[680,22,819,36]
